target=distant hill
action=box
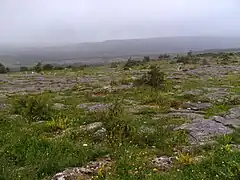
[1,36,240,67]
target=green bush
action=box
[42,64,54,71]
[124,57,144,69]
[11,95,53,122]
[20,66,29,72]
[110,62,120,68]
[135,66,166,89]
[0,63,8,73]
[96,100,136,147]
[202,59,210,65]
[143,56,150,62]
[159,54,170,59]
[33,62,42,73]
[177,55,200,64]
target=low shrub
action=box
[11,95,53,122]
[135,66,166,89]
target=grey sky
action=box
[0,0,239,46]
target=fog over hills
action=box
[1,0,240,66]
[1,36,240,67]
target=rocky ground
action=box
[0,56,240,180]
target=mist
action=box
[0,0,239,46]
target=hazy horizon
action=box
[1,0,239,47]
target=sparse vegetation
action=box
[0,51,240,180]
[42,64,54,71]
[11,95,53,122]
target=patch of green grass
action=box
[10,94,54,122]
[205,103,231,118]
[162,147,240,180]
[0,116,108,180]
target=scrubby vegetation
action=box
[135,66,166,89]
[0,52,240,179]
[0,63,9,73]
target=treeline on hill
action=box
[0,51,239,74]
[19,62,89,73]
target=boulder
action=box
[175,119,233,144]
[79,122,103,132]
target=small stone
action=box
[175,119,233,144]
[79,122,103,132]
[94,128,107,139]
[87,103,111,112]
[152,156,176,170]
[52,103,65,110]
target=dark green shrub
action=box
[96,100,136,146]
[5,67,10,72]
[143,56,150,62]
[187,50,193,56]
[33,62,42,73]
[159,54,170,59]
[123,57,144,69]
[177,55,200,64]
[135,66,166,89]
[20,66,29,72]
[0,63,7,73]
[42,64,54,71]
[110,62,120,68]
[177,56,190,64]
[53,66,64,70]
[202,59,210,65]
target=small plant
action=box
[176,153,194,165]
[45,117,69,132]
[11,95,53,122]
[135,66,166,89]
[96,100,136,147]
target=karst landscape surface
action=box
[0,53,240,180]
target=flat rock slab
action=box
[204,91,229,102]
[213,106,240,129]
[79,122,103,132]
[182,89,203,96]
[168,112,204,120]
[175,119,233,144]
[77,103,111,112]
[182,102,212,111]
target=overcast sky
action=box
[0,0,239,46]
